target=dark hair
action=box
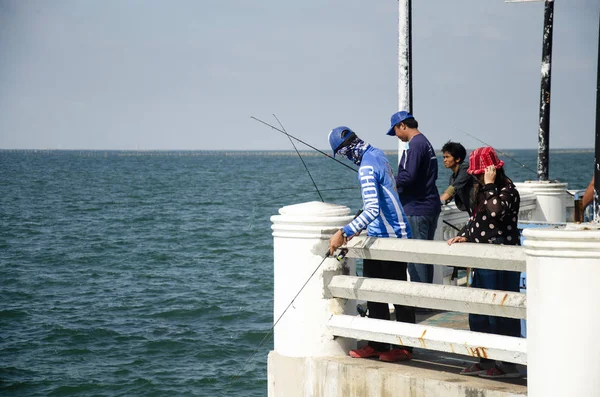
[441,141,467,163]
[494,167,511,188]
[396,117,418,129]
[473,167,512,192]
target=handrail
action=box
[344,235,526,272]
[327,275,526,318]
[327,233,527,364]
[328,315,527,365]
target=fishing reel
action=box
[356,303,368,317]
[324,248,348,262]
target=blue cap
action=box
[328,126,356,157]
[386,111,413,136]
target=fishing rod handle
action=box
[324,208,364,259]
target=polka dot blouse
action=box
[459,182,520,245]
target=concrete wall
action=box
[268,351,527,397]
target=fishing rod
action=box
[254,115,462,231]
[228,117,461,393]
[454,126,538,176]
[222,213,361,396]
[224,118,363,395]
[272,113,324,202]
[443,220,461,232]
[250,116,358,173]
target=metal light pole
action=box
[594,8,600,222]
[398,0,412,114]
[506,0,554,181]
[397,0,413,164]
[537,0,554,181]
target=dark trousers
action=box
[469,268,521,364]
[363,258,416,352]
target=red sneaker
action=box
[379,348,412,362]
[349,345,381,358]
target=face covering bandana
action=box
[337,138,369,166]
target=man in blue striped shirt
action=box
[327,126,415,363]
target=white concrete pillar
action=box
[523,224,600,397]
[270,201,357,357]
[514,181,568,222]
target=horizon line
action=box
[0,148,595,153]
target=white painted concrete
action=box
[270,201,357,357]
[268,351,527,397]
[327,315,527,365]
[345,235,526,272]
[327,275,526,318]
[515,181,568,222]
[268,201,533,395]
[524,223,600,397]
[435,198,533,285]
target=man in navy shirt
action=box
[387,111,441,284]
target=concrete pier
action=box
[268,310,528,397]
[268,198,600,396]
[268,350,527,397]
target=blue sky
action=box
[0,0,598,151]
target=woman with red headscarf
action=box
[447,146,522,379]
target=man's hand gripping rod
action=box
[325,209,363,261]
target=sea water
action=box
[0,149,593,396]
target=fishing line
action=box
[254,115,462,230]
[272,113,324,202]
[220,252,334,397]
[226,119,365,394]
[251,116,358,173]
[454,126,538,176]
[229,117,465,393]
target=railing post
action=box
[270,201,356,357]
[514,181,568,222]
[523,225,600,397]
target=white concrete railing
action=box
[432,191,536,285]
[269,194,537,365]
[324,189,553,366]
[326,235,527,365]
[270,190,600,397]
[270,202,529,364]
